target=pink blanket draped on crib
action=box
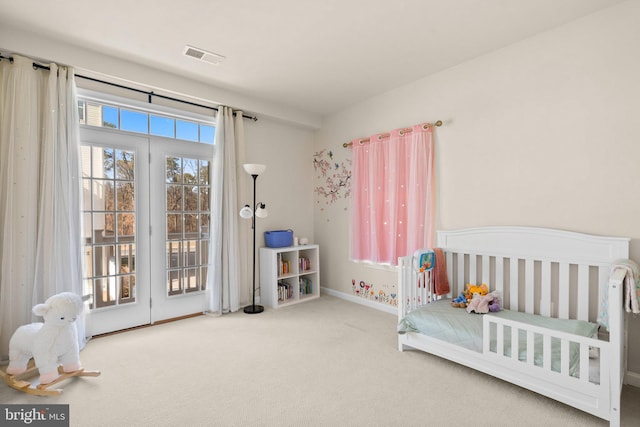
[432,248,450,296]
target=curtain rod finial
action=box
[435,120,443,127]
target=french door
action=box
[80,127,212,335]
[149,136,212,322]
[81,129,151,335]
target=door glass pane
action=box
[199,188,209,212]
[168,270,182,295]
[167,242,181,268]
[165,156,211,296]
[166,157,182,183]
[119,275,135,303]
[185,268,198,292]
[117,213,135,241]
[167,214,182,238]
[183,159,198,184]
[115,149,135,180]
[199,160,210,185]
[117,182,135,210]
[95,213,115,243]
[101,147,115,178]
[166,185,182,211]
[184,189,198,212]
[81,145,138,309]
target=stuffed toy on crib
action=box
[467,291,501,314]
[6,292,84,384]
[451,283,488,308]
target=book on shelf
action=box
[277,281,293,302]
[299,277,312,295]
[298,257,311,272]
[277,254,291,276]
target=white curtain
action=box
[206,106,250,313]
[0,55,86,359]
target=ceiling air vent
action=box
[183,45,225,65]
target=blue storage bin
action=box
[264,230,294,248]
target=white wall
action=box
[244,116,316,304]
[314,1,640,372]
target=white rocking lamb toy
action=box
[3,292,100,395]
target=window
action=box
[77,99,216,144]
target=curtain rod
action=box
[343,120,442,148]
[0,54,258,122]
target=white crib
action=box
[397,226,630,426]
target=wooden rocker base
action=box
[1,363,100,396]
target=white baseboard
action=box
[321,287,397,315]
[625,370,640,388]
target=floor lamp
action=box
[239,163,268,314]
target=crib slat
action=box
[578,264,590,321]
[511,326,518,361]
[561,340,570,376]
[580,343,590,382]
[543,335,552,369]
[402,257,415,312]
[526,330,534,365]
[495,257,504,295]
[470,254,477,285]
[482,255,490,285]
[540,261,551,317]
[510,258,519,311]
[497,323,504,356]
[558,263,570,319]
[598,266,608,322]
[446,251,454,297]
[422,270,430,304]
[457,253,465,296]
[525,259,535,314]
[410,265,417,309]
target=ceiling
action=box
[0,0,626,116]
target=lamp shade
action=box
[239,205,253,219]
[255,204,268,218]
[243,163,266,175]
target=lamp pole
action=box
[244,173,264,314]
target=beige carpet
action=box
[2,295,639,426]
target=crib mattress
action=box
[398,299,599,375]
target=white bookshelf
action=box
[259,244,320,308]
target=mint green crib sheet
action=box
[398,299,598,375]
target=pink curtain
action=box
[350,123,434,265]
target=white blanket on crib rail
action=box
[598,259,640,331]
